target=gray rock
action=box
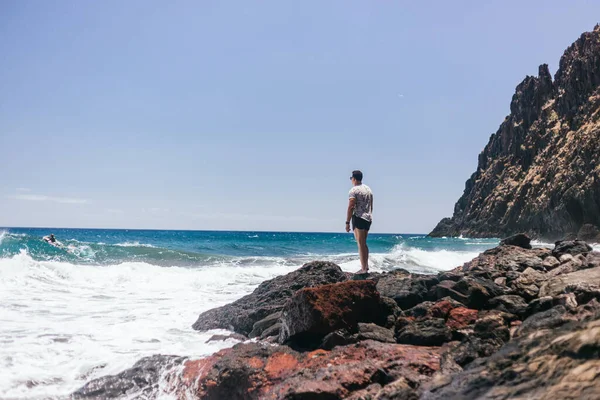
[539,266,600,298]
[488,295,528,318]
[396,318,452,346]
[515,306,572,337]
[552,240,593,258]
[249,311,281,338]
[376,271,438,310]
[500,233,532,249]
[192,261,347,335]
[72,355,185,399]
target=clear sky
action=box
[1,1,598,233]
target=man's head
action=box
[49,234,55,241]
[350,170,363,184]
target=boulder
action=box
[278,280,390,348]
[376,271,438,310]
[445,307,478,331]
[72,355,185,399]
[514,306,573,337]
[456,245,545,276]
[433,280,469,305]
[452,276,510,309]
[539,266,600,298]
[488,295,528,318]
[510,267,546,300]
[552,240,593,258]
[500,233,532,249]
[396,318,453,346]
[542,255,561,270]
[525,296,555,316]
[169,340,441,400]
[192,261,347,335]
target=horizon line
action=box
[1,225,426,236]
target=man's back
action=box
[349,184,373,222]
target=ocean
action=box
[0,227,501,398]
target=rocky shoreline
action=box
[73,234,600,399]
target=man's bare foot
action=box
[355,269,369,274]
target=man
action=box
[346,170,373,273]
[43,234,61,247]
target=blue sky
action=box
[1,1,598,233]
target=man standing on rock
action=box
[346,170,373,273]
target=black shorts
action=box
[352,215,372,231]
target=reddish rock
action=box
[278,280,390,348]
[170,340,441,400]
[446,307,478,330]
[430,300,458,319]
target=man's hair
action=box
[352,170,363,181]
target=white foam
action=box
[115,241,156,248]
[0,251,297,399]
[0,243,488,398]
[329,244,480,273]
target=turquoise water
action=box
[0,227,499,271]
[0,227,501,398]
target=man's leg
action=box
[356,229,369,272]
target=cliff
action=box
[430,25,600,241]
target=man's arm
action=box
[370,194,374,213]
[346,198,356,231]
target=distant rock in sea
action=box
[430,25,600,241]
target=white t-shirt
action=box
[349,184,373,222]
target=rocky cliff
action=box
[430,25,600,241]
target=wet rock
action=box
[170,340,441,400]
[192,261,347,335]
[500,233,532,249]
[278,280,389,349]
[552,240,593,258]
[488,295,528,318]
[73,355,185,399]
[396,318,452,346]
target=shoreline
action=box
[74,234,600,399]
